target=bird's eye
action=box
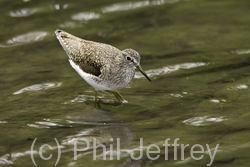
[126,56,132,61]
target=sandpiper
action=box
[55,29,151,105]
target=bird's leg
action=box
[105,90,128,103]
[95,90,97,103]
[94,90,101,108]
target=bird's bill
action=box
[136,65,151,82]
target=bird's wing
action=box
[56,30,122,77]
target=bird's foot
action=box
[96,98,122,107]
[105,90,127,103]
[94,90,127,107]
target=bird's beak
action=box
[136,65,151,82]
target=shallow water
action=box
[1,0,250,166]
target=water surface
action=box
[1,0,250,166]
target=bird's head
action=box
[122,48,151,82]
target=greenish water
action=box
[1,0,250,166]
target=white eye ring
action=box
[126,56,132,61]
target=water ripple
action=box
[102,0,180,13]
[0,151,36,165]
[231,49,250,55]
[135,62,208,78]
[35,121,63,127]
[170,93,183,98]
[13,82,61,95]
[54,4,69,10]
[71,12,100,22]
[0,121,8,124]
[70,95,94,103]
[9,8,39,17]
[0,31,48,47]
[58,0,180,26]
[227,84,248,91]
[28,119,73,128]
[27,123,49,129]
[62,129,94,145]
[183,116,226,126]
[210,99,220,103]
[236,84,248,90]
[59,21,78,28]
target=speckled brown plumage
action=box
[55,29,151,103]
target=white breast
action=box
[69,59,111,90]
